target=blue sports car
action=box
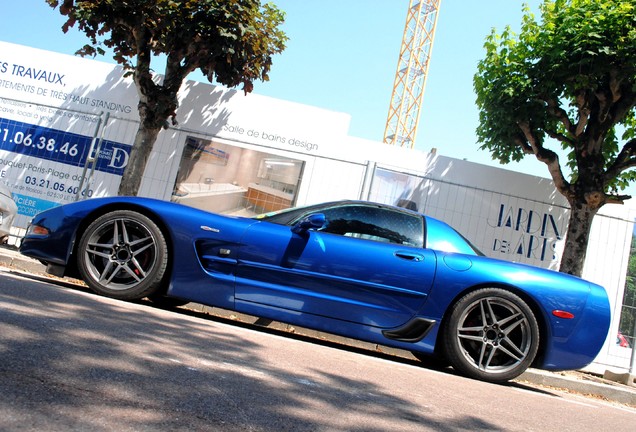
[19,197,611,383]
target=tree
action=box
[48,0,287,196]
[474,0,636,276]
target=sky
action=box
[0,0,570,183]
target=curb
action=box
[1,245,635,406]
[0,246,47,275]
[518,369,636,406]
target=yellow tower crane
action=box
[383,0,441,148]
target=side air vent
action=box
[382,317,436,343]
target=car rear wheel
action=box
[77,210,169,300]
[442,288,539,383]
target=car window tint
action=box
[319,205,424,247]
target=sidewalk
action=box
[1,244,635,406]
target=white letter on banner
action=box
[108,147,129,169]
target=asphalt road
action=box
[1,269,635,431]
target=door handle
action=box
[395,251,424,262]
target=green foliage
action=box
[474,0,636,198]
[47,0,287,93]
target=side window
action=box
[319,205,423,247]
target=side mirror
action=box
[291,213,326,235]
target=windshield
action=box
[254,203,329,225]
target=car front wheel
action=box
[443,288,539,383]
[77,210,169,300]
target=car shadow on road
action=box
[152,295,561,397]
[1,270,554,431]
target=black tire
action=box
[442,288,539,383]
[77,210,169,300]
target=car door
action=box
[234,204,436,328]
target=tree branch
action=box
[604,138,636,184]
[517,121,573,199]
[514,136,534,155]
[587,71,635,155]
[517,120,541,154]
[572,89,591,137]
[545,96,575,135]
[606,194,631,205]
[545,128,576,147]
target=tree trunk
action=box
[117,125,161,196]
[117,53,180,197]
[559,202,599,276]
